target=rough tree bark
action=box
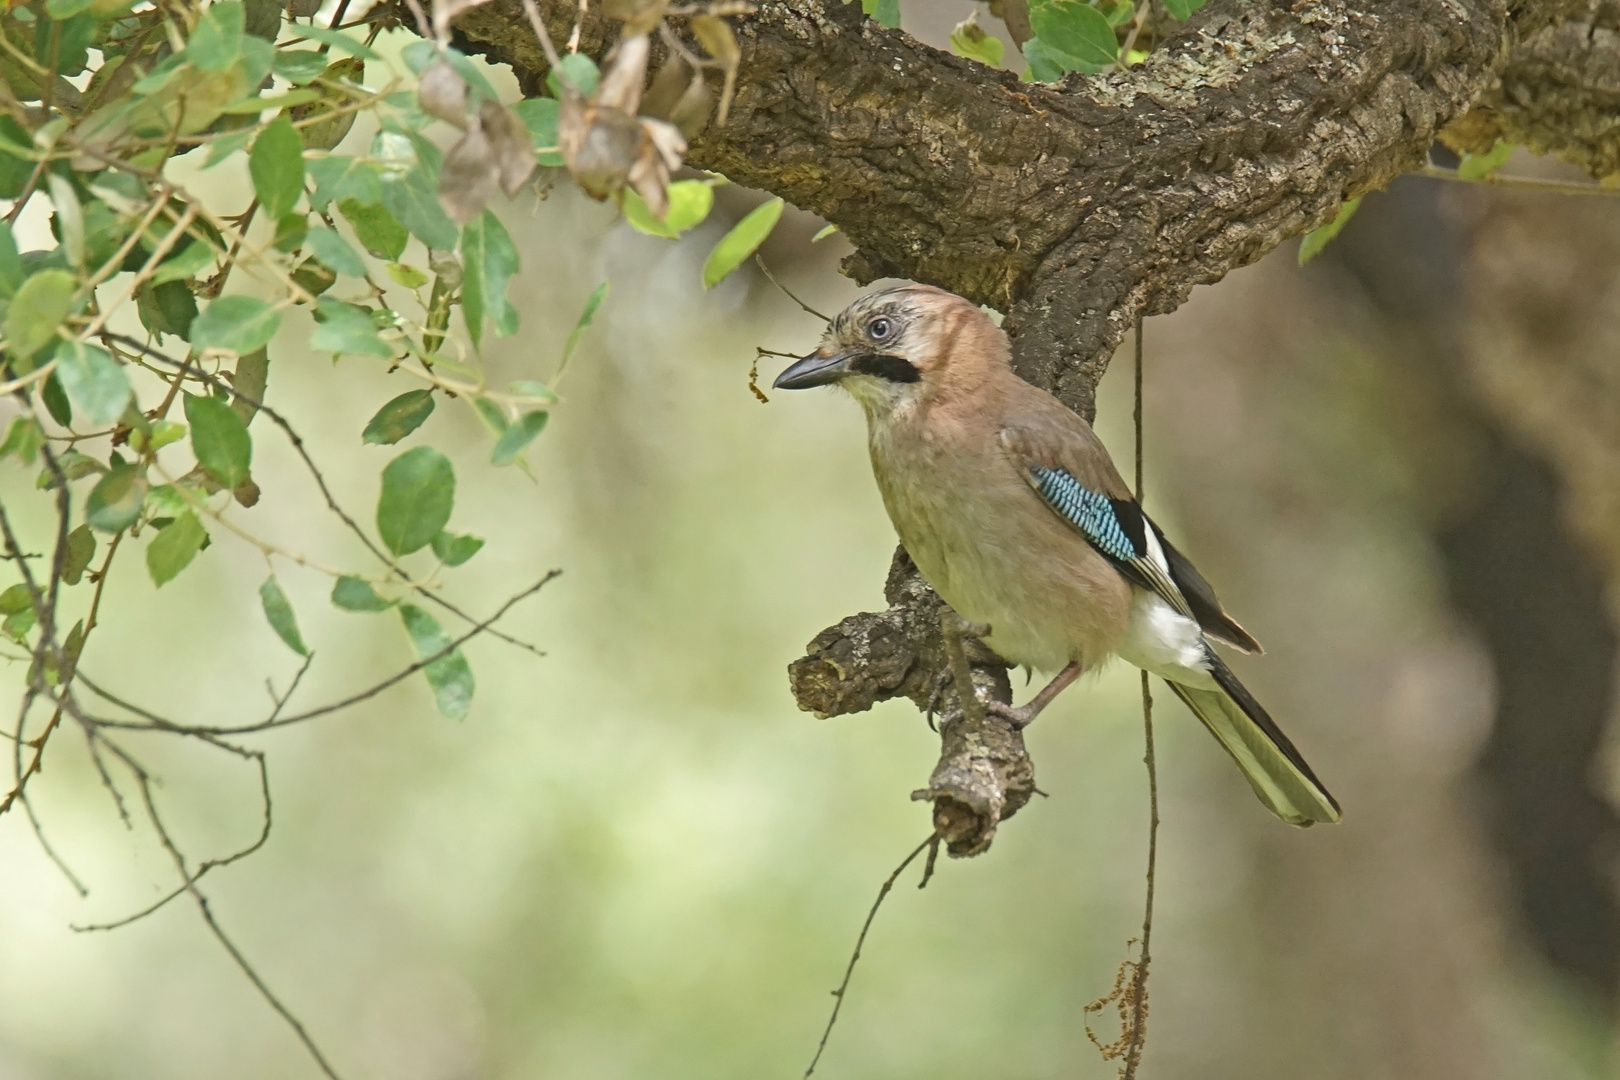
[439,0,1618,854]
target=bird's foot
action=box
[984,698,1044,731]
[924,669,952,732]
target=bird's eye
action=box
[868,318,893,341]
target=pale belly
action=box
[872,444,1134,674]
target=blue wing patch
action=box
[1029,465,1138,562]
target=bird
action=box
[773,283,1340,827]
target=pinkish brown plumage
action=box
[775,284,1340,826]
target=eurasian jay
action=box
[774,284,1341,827]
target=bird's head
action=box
[773,284,1005,414]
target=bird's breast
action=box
[866,420,1132,674]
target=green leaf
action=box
[702,198,783,289]
[45,0,93,19]
[546,53,599,98]
[377,445,455,556]
[305,226,367,277]
[148,420,188,451]
[398,603,474,719]
[332,574,395,611]
[259,575,308,655]
[0,417,43,464]
[274,49,331,84]
[136,279,198,342]
[513,97,561,167]
[311,297,392,358]
[56,341,131,426]
[189,0,245,72]
[0,118,32,202]
[507,379,557,404]
[192,296,280,354]
[362,389,435,445]
[46,174,84,270]
[860,0,900,27]
[385,262,428,288]
[4,605,36,641]
[473,398,507,434]
[0,583,32,614]
[0,221,22,299]
[184,392,252,488]
[295,24,383,60]
[622,179,715,238]
[7,269,76,362]
[309,156,382,210]
[1020,37,1068,81]
[62,523,95,584]
[36,448,102,489]
[337,199,408,261]
[1298,197,1362,264]
[41,372,72,427]
[430,530,483,566]
[380,166,459,251]
[144,483,190,519]
[145,512,207,587]
[272,213,309,253]
[86,464,146,532]
[459,210,520,349]
[1160,0,1208,18]
[1029,0,1119,67]
[490,409,548,466]
[561,280,607,368]
[149,241,215,286]
[950,20,1005,65]
[250,115,305,220]
[1458,139,1514,181]
[202,129,255,168]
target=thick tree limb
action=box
[445,0,1589,852]
[1444,2,1620,179]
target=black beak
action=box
[773,350,851,390]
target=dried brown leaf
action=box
[596,33,650,115]
[689,15,739,124]
[626,117,686,219]
[668,72,714,139]
[558,99,643,202]
[479,99,537,195]
[439,118,499,222]
[603,0,668,35]
[418,60,469,128]
[641,55,691,120]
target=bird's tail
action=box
[1164,653,1341,827]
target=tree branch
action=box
[441,0,1589,853]
[1444,2,1620,180]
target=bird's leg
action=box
[984,662,1082,730]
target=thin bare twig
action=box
[1086,317,1159,1079]
[80,571,560,736]
[753,254,830,322]
[120,746,343,1080]
[102,334,548,658]
[803,832,938,1079]
[1419,163,1620,196]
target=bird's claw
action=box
[984,699,1040,730]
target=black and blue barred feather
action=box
[1028,465,1140,562]
[1024,463,1262,653]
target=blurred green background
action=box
[5,3,1620,1078]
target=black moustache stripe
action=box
[849,354,921,383]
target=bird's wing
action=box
[1001,422,1261,653]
